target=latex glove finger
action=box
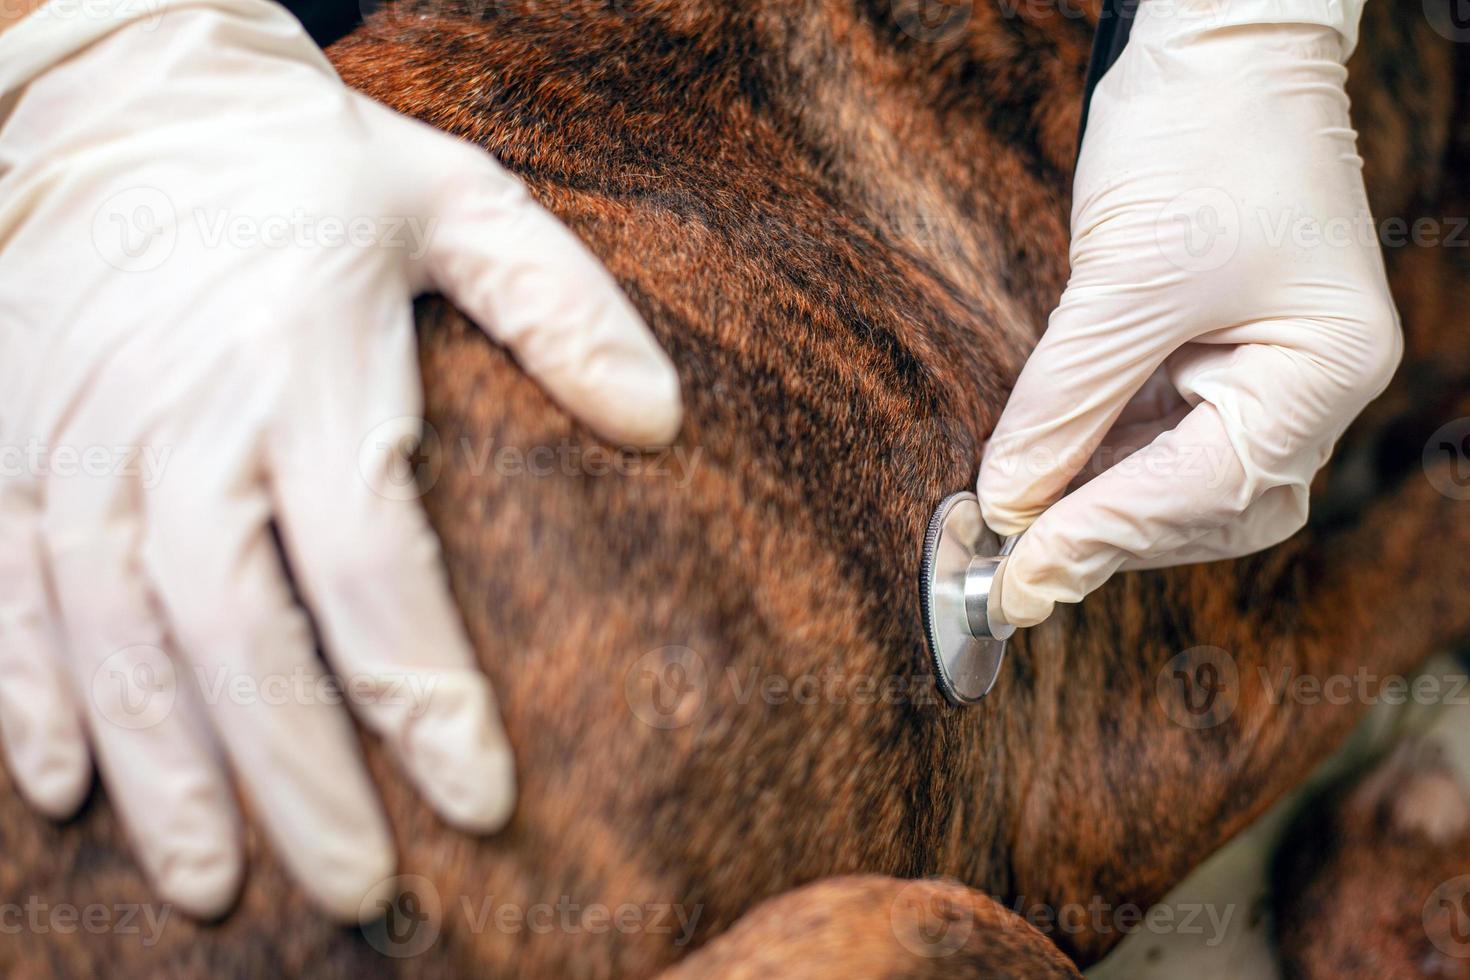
[405,120,682,446]
[267,306,515,835]
[0,480,90,818]
[1004,364,1184,492]
[979,283,1175,537]
[140,372,396,922]
[993,339,1372,626]
[40,433,242,918]
[997,400,1250,626]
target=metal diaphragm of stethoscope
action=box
[919,491,1018,705]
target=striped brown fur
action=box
[1274,737,1470,979]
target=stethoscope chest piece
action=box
[920,491,1016,706]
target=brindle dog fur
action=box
[0,1,1467,977]
[1273,736,1470,980]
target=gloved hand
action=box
[0,0,680,919]
[979,1,1398,628]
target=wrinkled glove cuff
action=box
[1137,0,1364,60]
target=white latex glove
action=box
[0,0,680,919]
[978,1,1398,628]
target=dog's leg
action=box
[1273,735,1470,980]
[655,875,1079,980]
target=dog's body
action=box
[2,1,1467,976]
